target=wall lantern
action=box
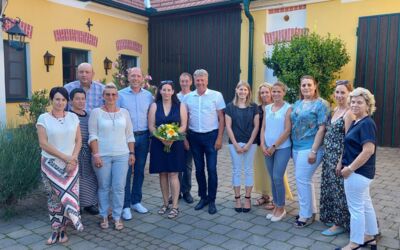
[43,51,55,72]
[103,57,112,75]
[0,15,27,50]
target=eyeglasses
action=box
[336,80,349,86]
[161,80,173,84]
[104,93,117,97]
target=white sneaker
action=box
[131,203,148,214]
[122,208,132,221]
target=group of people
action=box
[36,62,379,250]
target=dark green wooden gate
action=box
[355,13,400,147]
[148,4,242,102]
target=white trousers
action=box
[228,143,257,187]
[344,173,379,244]
[292,148,324,218]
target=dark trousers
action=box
[124,132,149,208]
[179,149,193,195]
[187,130,218,201]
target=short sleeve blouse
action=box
[290,98,329,150]
[225,102,259,144]
[36,112,80,158]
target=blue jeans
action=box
[228,143,257,187]
[179,149,193,194]
[124,132,149,207]
[188,130,218,201]
[93,154,129,220]
[264,146,291,207]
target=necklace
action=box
[51,111,65,124]
[104,106,116,128]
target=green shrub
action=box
[0,125,41,208]
[18,89,50,124]
[263,32,350,103]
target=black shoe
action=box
[194,199,209,210]
[208,201,217,215]
[84,205,99,215]
[182,193,194,204]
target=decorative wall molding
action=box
[268,4,306,14]
[264,27,308,45]
[116,39,142,54]
[53,29,98,47]
[3,19,33,38]
[250,0,330,11]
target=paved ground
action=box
[0,146,399,250]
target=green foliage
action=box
[263,32,350,103]
[0,125,41,210]
[18,89,50,124]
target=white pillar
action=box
[0,29,6,126]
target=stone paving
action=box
[0,146,399,250]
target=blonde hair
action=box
[349,87,376,115]
[257,82,272,104]
[300,75,319,100]
[232,80,252,107]
[272,81,288,92]
[103,82,117,94]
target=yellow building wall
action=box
[240,9,267,101]
[307,0,400,84]
[3,0,148,123]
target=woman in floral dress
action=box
[320,80,354,235]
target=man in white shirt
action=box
[177,72,194,204]
[118,67,153,220]
[184,69,225,214]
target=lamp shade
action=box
[43,51,55,72]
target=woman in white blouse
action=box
[89,83,135,231]
[37,87,83,245]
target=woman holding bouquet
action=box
[148,80,188,219]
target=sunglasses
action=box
[161,80,173,84]
[104,93,117,97]
[336,80,349,86]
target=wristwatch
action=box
[310,149,317,154]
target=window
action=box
[62,48,88,84]
[4,41,28,102]
[120,54,137,79]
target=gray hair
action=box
[193,69,208,79]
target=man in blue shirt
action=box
[118,67,153,220]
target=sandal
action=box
[100,218,109,229]
[167,208,179,219]
[46,231,59,245]
[158,204,169,215]
[114,220,124,231]
[59,228,68,243]
[234,195,242,213]
[294,217,314,228]
[243,196,251,213]
[253,195,269,206]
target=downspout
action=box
[243,0,254,88]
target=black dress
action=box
[149,101,185,174]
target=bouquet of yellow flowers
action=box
[153,123,185,152]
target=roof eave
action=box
[79,0,150,16]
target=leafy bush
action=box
[0,124,41,207]
[263,32,350,103]
[18,89,50,124]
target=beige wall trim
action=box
[249,0,331,11]
[48,0,148,24]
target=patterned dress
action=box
[319,117,350,230]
